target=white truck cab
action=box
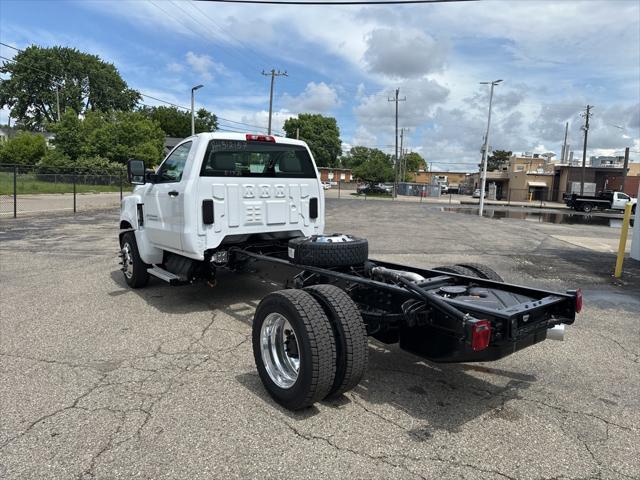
[611,191,637,211]
[120,133,325,269]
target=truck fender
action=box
[119,194,163,265]
[119,194,143,235]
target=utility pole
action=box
[399,128,405,182]
[580,105,593,195]
[561,121,568,162]
[262,69,288,135]
[622,146,630,193]
[388,88,406,197]
[478,79,502,216]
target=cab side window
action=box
[157,142,192,183]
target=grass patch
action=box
[0,172,124,195]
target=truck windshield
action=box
[200,140,317,179]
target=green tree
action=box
[50,110,165,165]
[341,146,377,170]
[403,152,426,180]
[0,46,140,130]
[0,131,48,166]
[37,149,125,175]
[139,106,218,138]
[485,150,512,171]
[343,147,394,184]
[48,109,84,159]
[283,114,341,167]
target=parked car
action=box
[322,181,331,190]
[357,183,392,195]
[472,188,487,198]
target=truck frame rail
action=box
[229,242,579,363]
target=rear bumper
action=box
[399,325,550,363]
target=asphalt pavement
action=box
[0,198,638,479]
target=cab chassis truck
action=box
[119,133,581,410]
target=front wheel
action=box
[120,232,149,288]
[252,290,336,410]
[582,203,593,214]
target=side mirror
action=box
[127,159,146,185]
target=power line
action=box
[161,0,262,73]
[1,42,284,134]
[140,93,285,134]
[197,0,476,4]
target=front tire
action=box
[252,290,336,410]
[582,203,593,214]
[120,232,149,288]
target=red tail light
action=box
[246,134,275,142]
[471,320,491,351]
[575,288,583,313]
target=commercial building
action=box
[318,167,353,183]
[464,154,640,201]
[409,171,469,192]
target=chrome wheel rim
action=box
[122,243,134,279]
[315,234,354,243]
[260,313,300,389]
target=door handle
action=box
[168,191,179,197]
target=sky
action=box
[1,0,639,171]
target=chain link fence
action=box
[0,164,129,218]
[327,181,462,204]
[324,182,565,208]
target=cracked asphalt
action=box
[1,198,639,480]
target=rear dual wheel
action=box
[434,263,504,282]
[252,286,368,410]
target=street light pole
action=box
[191,84,204,136]
[478,79,502,217]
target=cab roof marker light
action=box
[246,134,276,142]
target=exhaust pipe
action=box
[364,262,426,283]
[547,324,565,341]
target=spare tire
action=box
[288,234,368,267]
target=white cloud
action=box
[166,62,184,73]
[42,1,640,165]
[354,78,450,130]
[282,82,340,113]
[364,28,447,79]
[185,51,227,81]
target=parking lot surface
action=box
[1,198,639,480]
